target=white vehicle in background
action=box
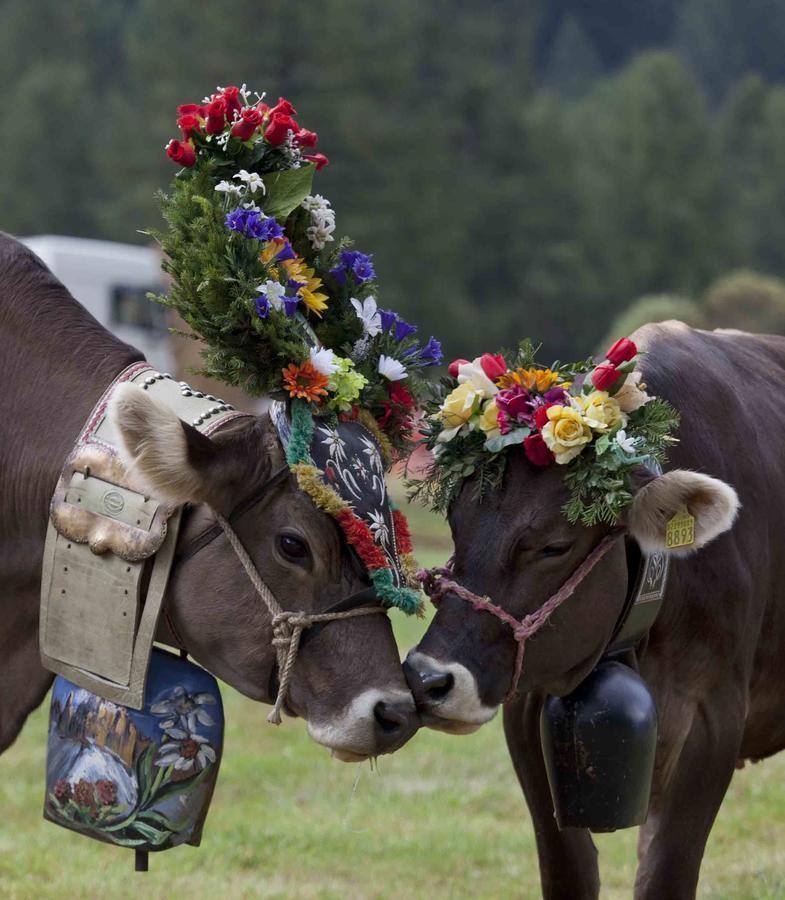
[21,235,175,373]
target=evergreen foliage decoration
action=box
[148,83,442,458]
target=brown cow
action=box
[0,233,418,763]
[404,322,782,898]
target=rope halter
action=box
[417,530,625,703]
[215,512,387,724]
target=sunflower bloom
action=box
[282,361,329,402]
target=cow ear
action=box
[109,383,224,507]
[628,469,740,555]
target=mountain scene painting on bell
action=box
[44,648,223,851]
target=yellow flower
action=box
[572,391,626,433]
[300,285,329,316]
[437,382,479,442]
[497,367,560,392]
[540,405,592,464]
[478,398,500,435]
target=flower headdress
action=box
[153,84,441,613]
[410,337,679,525]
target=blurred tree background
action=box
[3,0,785,359]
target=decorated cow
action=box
[0,83,443,858]
[402,324,783,898]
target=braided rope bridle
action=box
[417,530,625,703]
[213,512,386,724]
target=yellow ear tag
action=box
[665,506,695,549]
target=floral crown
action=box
[154,83,440,613]
[411,337,679,525]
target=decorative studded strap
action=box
[40,363,251,709]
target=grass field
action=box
[2,487,784,898]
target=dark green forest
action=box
[4,0,785,359]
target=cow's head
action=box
[110,384,418,762]
[404,452,739,733]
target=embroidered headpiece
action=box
[410,337,679,525]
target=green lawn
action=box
[2,489,784,898]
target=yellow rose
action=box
[479,398,500,435]
[437,382,479,442]
[541,405,592,464]
[572,391,626,433]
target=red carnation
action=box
[231,107,264,141]
[166,139,196,167]
[177,113,202,139]
[591,363,621,392]
[221,85,242,118]
[304,152,329,170]
[270,97,297,117]
[480,353,507,381]
[448,358,469,378]
[605,337,637,367]
[389,382,415,408]
[524,433,554,467]
[296,129,318,148]
[205,98,227,135]
[265,112,298,146]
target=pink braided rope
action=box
[417,530,625,702]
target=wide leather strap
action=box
[40,362,249,708]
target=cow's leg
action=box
[634,688,744,900]
[503,692,600,900]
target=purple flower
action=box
[543,386,570,406]
[282,295,300,317]
[225,208,250,233]
[275,239,296,261]
[330,250,375,285]
[380,309,397,333]
[496,385,537,429]
[247,214,283,242]
[418,336,443,366]
[394,318,417,341]
[255,296,270,318]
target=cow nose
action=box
[372,699,419,753]
[403,658,454,709]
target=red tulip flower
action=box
[480,353,507,380]
[605,337,637,367]
[448,358,469,378]
[591,363,621,391]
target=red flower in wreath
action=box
[166,139,196,167]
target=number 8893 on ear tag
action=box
[665,507,695,549]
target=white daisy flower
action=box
[378,354,407,382]
[309,346,338,376]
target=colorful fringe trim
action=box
[287,399,423,615]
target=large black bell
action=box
[539,658,657,832]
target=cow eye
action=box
[539,542,572,559]
[277,533,310,561]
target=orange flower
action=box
[497,366,560,392]
[282,361,329,402]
